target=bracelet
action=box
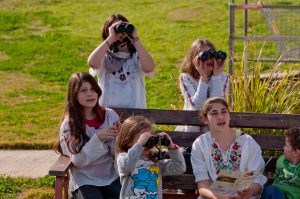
[132,37,140,44]
[105,40,110,48]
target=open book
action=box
[210,157,271,195]
[210,169,261,194]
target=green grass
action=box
[0,0,232,148]
[0,175,55,199]
[0,0,299,147]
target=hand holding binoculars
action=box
[114,22,135,35]
[143,134,171,149]
[199,49,227,62]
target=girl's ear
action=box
[199,113,208,125]
[294,148,300,157]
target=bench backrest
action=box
[114,108,300,190]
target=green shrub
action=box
[229,48,300,135]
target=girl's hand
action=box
[126,25,138,40]
[159,132,174,147]
[113,120,121,130]
[219,194,241,199]
[213,58,225,76]
[96,126,119,141]
[125,26,139,46]
[227,195,241,199]
[193,56,209,83]
[236,183,261,199]
[236,187,253,199]
[107,21,124,43]
[136,131,154,146]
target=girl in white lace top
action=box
[191,97,267,199]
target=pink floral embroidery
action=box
[210,140,241,173]
[180,75,197,106]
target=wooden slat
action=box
[161,131,200,147]
[252,135,284,151]
[230,112,300,129]
[162,174,196,190]
[115,108,300,129]
[161,131,285,151]
[49,155,72,177]
[114,108,202,126]
[163,191,197,199]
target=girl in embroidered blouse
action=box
[177,39,229,133]
[87,14,155,109]
[56,72,121,199]
[116,116,186,199]
[191,97,267,199]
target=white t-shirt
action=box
[191,129,267,197]
[90,52,152,109]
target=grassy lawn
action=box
[0,175,54,199]
[1,0,299,147]
[0,0,233,148]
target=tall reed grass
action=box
[229,47,300,135]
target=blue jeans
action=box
[261,185,287,199]
[72,178,121,199]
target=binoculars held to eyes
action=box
[114,23,135,34]
[143,134,171,149]
[199,49,227,62]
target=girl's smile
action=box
[77,82,98,108]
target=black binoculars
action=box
[114,23,134,34]
[143,135,171,149]
[199,49,227,62]
[152,151,168,161]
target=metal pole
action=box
[244,0,248,73]
[229,4,235,75]
[229,4,235,108]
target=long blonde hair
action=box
[181,39,216,80]
[116,116,153,155]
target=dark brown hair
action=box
[181,39,216,80]
[202,97,229,118]
[101,14,136,56]
[57,72,102,154]
[102,14,129,41]
[116,116,153,154]
[285,127,300,150]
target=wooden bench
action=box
[49,108,300,199]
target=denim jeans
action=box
[261,185,287,199]
[72,178,121,199]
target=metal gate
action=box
[229,3,300,74]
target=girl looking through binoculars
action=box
[116,116,186,199]
[176,39,229,133]
[88,14,155,109]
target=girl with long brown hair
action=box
[57,72,121,199]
